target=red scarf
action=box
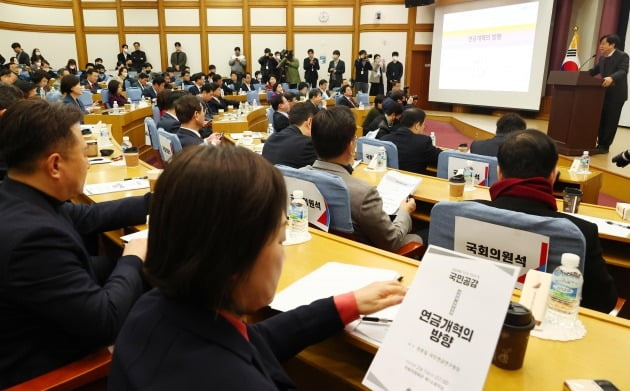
[489,177,557,211]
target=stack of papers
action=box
[83,178,149,195]
[121,229,148,243]
[376,171,422,215]
[565,212,630,238]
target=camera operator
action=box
[278,50,300,89]
[369,54,385,96]
[258,48,278,83]
[354,50,372,94]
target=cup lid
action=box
[564,187,583,195]
[504,301,535,327]
[449,174,465,183]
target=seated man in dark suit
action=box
[382,108,441,174]
[470,113,526,157]
[270,93,290,132]
[175,95,220,148]
[475,129,617,313]
[189,73,205,96]
[157,90,188,134]
[206,82,239,115]
[0,99,149,388]
[239,72,255,92]
[262,102,317,168]
[307,88,324,113]
[211,74,233,96]
[82,68,100,94]
[364,100,403,139]
[307,106,421,252]
[336,85,357,108]
[142,76,166,99]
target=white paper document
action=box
[271,262,400,313]
[120,229,148,243]
[83,179,149,195]
[376,171,422,215]
[563,212,630,239]
[363,246,519,391]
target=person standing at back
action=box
[354,50,372,94]
[303,49,319,88]
[130,42,146,73]
[117,44,131,67]
[386,51,403,93]
[170,42,187,72]
[11,43,30,67]
[328,50,345,89]
[229,47,247,81]
[470,113,527,157]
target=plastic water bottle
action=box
[358,101,364,110]
[578,151,590,173]
[112,100,119,114]
[267,123,274,136]
[252,99,258,108]
[376,146,387,170]
[545,253,583,327]
[289,190,308,237]
[98,122,109,147]
[430,132,436,147]
[121,136,132,152]
[463,161,474,190]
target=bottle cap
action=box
[583,151,588,155]
[466,160,473,167]
[560,253,580,268]
[292,190,303,199]
[123,136,130,142]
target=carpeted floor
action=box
[424,119,621,207]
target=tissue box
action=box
[616,202,630,220]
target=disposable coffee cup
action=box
[563,187,583,213]
[458,143,468,153]
[493,302,536,370]
[227,105,234,111]
[124,147,140,167]
[242,130,253,145]
[124,103,131,111]
[147,169,163,192]
[449,174,465,197]
[86,140,98,157]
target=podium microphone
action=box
[578,54,597,71]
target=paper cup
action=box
[147,169,163,192]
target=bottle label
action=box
[550,281,579,300]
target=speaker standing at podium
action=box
[588,34,629,154]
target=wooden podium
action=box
[547,71,605,156]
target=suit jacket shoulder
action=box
[381,128,441,174]
[272,111,290,132]
[262,126,316,168]
[177,128,203,148]
[469,135,505,157]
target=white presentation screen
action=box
[429,0,554,110]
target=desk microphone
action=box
[578,54,597,71]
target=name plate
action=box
[364,246,518,391]
[283,176,330,232]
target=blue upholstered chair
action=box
[356,137,399,169]
[157,128,182,164]
[437,150,499,186]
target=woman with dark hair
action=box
[107,80,127,108]
[156,89,172,117]
[108,146,405,389]
[271,82,284,98]
[362,94,385,129]
[115,67,131,91]
[265,75,277,91]
[66,59,78,75]
[30,48,45,68]
[60,74,96,114]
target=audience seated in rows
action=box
[60,75,96,114]
[83,69,100,94]
[307,106,422,252]
[0,99,150,388]
[336,85,357,108]
[382,108,442,174]
[362,94,385,129]
[474,129,617,313]
[364,100,403,138]
[142,76,166,100]
[470,113,527,157]
[307,88,324,112]
[206,82,240,114]
[262,102,317,168]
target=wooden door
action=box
[409,49,448,111]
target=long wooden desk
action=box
[212,106,268,133]
[352,163,630,269]
[282,229,630,390]
[74,147,629,390]
[83,105,153,158]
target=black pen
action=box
[607,221,630,229]
[361,316,393,323]
[123,176,148,181]
[397,276,404,282]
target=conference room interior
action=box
[1,0,630,389]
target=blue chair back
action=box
[184,84,195,92]
[357,92,369,106]
[126,87,142,102]
[288,89,299,97]
[281,82,289,91]
[428,201,586,277]
[247,90,259,104]
[266,107,275,130]
[175,79,183,87]
[46,91,61,103]
[77,90,93,107]
[144,117,160,151]
[19,71,30,80]
[152,105,161,123]
[437,150,499,186]
[276,165,353,233]
[157,128,182,163]
[356,137,399,169]
[266,90,274,102]
[100,89,111,109]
